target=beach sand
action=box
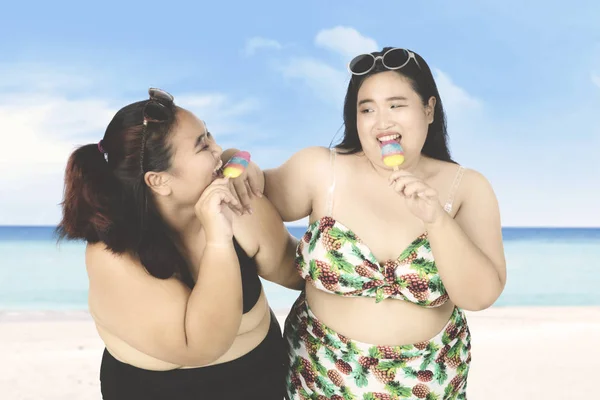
[1,306,599,399]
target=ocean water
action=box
[0,226,599,311]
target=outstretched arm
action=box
[235,195,303,290]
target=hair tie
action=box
[97,140,108,162]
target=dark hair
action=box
[56,98,195,288]
[336,47,455,163]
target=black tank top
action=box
[99,238,280,398]
[232,238,262,313]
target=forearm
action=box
[184,242,243,363]
[426,212,504,311]
[258,235,304,290]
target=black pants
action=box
[100,312,285,400]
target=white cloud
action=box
[0,171,67,226]
[279,57,348,105]
[433,69,483,117]
[244,37,283,56]
[273,27,376,107]
[431,68,485,142]
[592,72,600,89]
[177,94,260,137]
[0,90,120,225]
[0,94,115,177]
[315,26,379,59]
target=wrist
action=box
[201,220,233,242]
[204,229,233,245]
[424,207,450,231]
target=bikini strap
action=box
[325,148,337,216]
[443,165,465,213]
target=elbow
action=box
[283,271,305,291]
[452,282,504,312]
[454,262,506,312]
[268,260,305,290]
[456,296,496,312]
[180,312,242,367]
[181,337,235,367]
[180,352,219,368]
[458,292,503,312]
[292,277,306,291]
[259,268,304,290]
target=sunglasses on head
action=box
[142,88,174,125]
[347,48,421,76]
[140,88,174,172]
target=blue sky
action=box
[0,0,598,226]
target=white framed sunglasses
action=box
[348,48,421,76]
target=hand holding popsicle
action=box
[384,142,443,223]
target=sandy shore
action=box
[1,306,599,399]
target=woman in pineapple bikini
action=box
[241,47,507,399]
[56,88,301,399]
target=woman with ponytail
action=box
[57,88,300,399]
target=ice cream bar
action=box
[222,151,251,178]
[380,140,405,169]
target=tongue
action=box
[378,139,399,147]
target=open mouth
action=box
[376,133,401,146]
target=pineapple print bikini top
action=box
[296,149,465,308]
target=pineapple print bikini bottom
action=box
[283,292,472,400]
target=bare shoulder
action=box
[263,146,335,222]
[86,241,116,272]
[265,145,332,189]
[85,242,186,296]
[453,166,499,212]
[288,146,332,172]
[86,242,138,277]
[461,167,496,196]
[296,145,332,161]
